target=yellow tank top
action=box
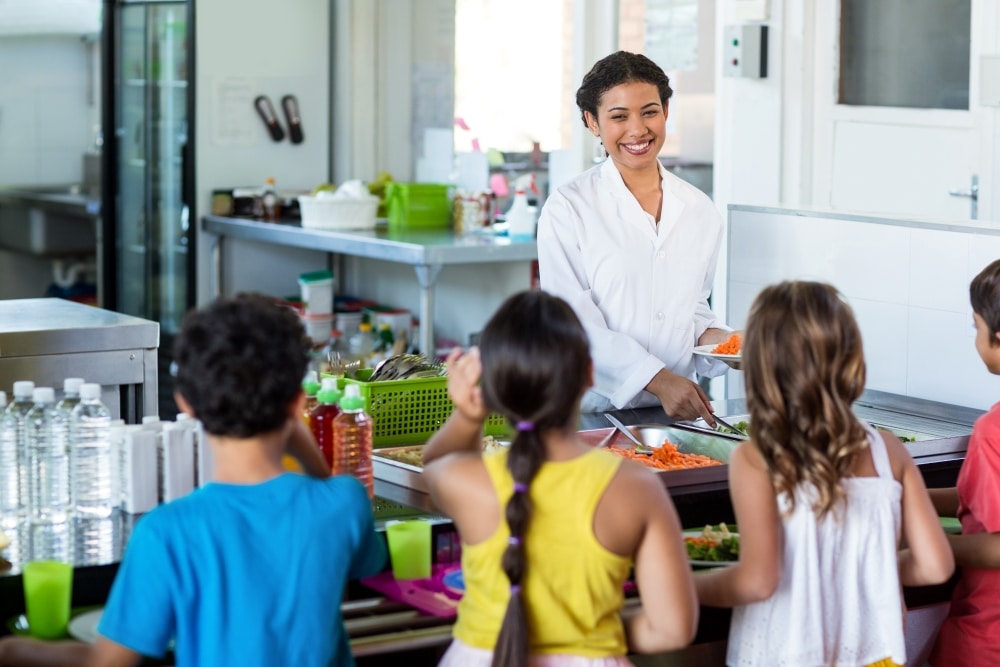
[453,448,631,657]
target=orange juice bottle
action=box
[283,371,321,473]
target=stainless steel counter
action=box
[0,186,99,256]
[375,390,979,514]
[0,298,159,421]
[201,215,538,355]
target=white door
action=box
[811,0,999,222]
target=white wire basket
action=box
[298,195,378,231]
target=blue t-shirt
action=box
[98,473,386,666]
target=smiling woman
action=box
[537,51,736,422]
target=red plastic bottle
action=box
[309,378,341,471]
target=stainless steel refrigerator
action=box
[102,0,194,417]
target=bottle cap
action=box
[359,322,373,332]
[339,383,365,410]
[13,381,35,399]
[80,383,102,401]
[318,377,342,403]
[63,378,85,395]
[302,370,321,396]
[142,415,161,425]
[32,387,55,403]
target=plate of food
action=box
[693,333,742,368]
[683,523,740,567]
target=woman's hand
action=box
[445,347,489,424]
[646,369,715,423]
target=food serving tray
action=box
[373,426,741,497]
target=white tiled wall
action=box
[727,208,1000,410]
[0,36,96,185]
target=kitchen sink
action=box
[0,186,98,256]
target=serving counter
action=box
[201,215,538,356]
[0,390,976,665]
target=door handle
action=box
[949,174,979,219]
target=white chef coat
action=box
[537,157,729,411]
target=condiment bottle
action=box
[309,378,342,471]
[332,384,373,497]
[284,371,321,473]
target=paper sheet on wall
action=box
[211,76,256,145]
[644,0,699,72]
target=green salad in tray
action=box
[684,523,740,563]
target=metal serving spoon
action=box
[604,413,653,455]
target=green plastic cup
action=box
[22,560,73,639]
[386,520,432,580]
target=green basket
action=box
[386,182,453,231]
[330,369,509,447]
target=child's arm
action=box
[945,531,1000,569]
[422,347,488,467]
[0,638,95,667]
[622,469,698,653]
[928,487,959,517]
[286,419,331,479]
[693,442,782,607]
[891,435,955,586]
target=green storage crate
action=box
[386,182,453,231]
[329,369,509,447]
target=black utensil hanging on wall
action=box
[282,95,304,144]
[254,95,285,142]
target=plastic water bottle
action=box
[0,390,14,527]
[50,378,84,509]
[309,377,342,470]
[27,387,67,524]
[332,384,373,497]
[69,383,115,518]
[2,381,35,523]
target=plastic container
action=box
[298,195,378,231]
[26,387,66,524]
[301,313,334,346]
[386,183,453,231]
[298,269,335,315]
[506,174,539,241]
[262,177,279,221]
[349,322,377,367]
[70,383,115,518]
[0,390,17,530]
[332,369,509,447]
[333,384,374,497]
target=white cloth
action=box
[726,426,906,667]
[537,158,729,411]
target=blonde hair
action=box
[743,281,869,518]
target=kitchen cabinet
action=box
[201,215,538,355]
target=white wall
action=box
[0,35,99,186]
[726,207,1000,410]
[194,0,332,305]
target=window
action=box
[840,0,971,110]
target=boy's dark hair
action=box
[173,292,311,437]
[575,50,674,128]
[477,289,591,667]
[971,258,1000,344]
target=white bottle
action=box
[2,381,35,523]
[143,415,166,502]
[505,174,539,241]
[70,383,115,518]
[27,387,67,524]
